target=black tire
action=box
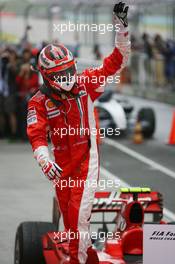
[137,107,156,138]
[52,197,61,230]
[124,254,142,263]
[14,221,56,264]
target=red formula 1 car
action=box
[14,187,164,264]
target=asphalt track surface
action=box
[101,138,175,218]
[0,97,175,264]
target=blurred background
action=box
[0,0,175,263]
[0,0,175,140]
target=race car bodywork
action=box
[94,91,129,133]
[94,90,156,139]
[14,188,164,264]
[38,188,163,264]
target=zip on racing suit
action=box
[27,3,130,263]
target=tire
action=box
[14,221,56,264]
[137,107,156,138]
[124,254,142,263]
[52,197,61,230]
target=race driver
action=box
[27,2,130,264]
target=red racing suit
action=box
[27,47,127,264]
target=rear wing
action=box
[92,190,163,215]
[93,192,121,212]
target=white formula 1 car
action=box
[95,90,156,138]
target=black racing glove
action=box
[113,2,129,28]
